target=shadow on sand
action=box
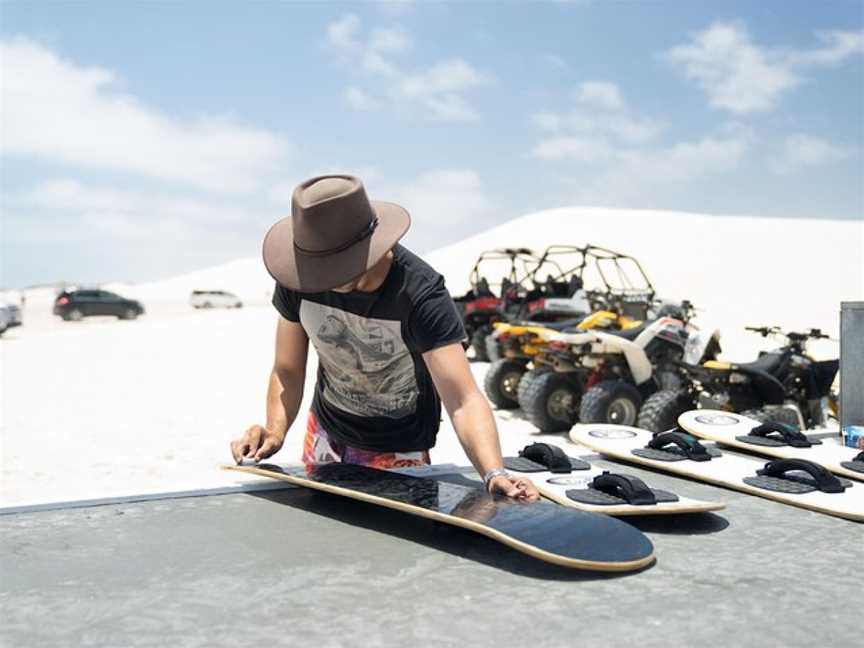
[248,487,651,582]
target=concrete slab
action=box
[1,460,859,648]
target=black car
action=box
[53,289,145,321]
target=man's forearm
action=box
[265,367,304,438]
[450,391,505,476]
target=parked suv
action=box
[0,301,22,336]
[189,290,243,309]
[53,290,145,321]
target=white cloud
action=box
[386,169,493,228]
[400,59,489,97]
[663,22,864,114]
[14,179,262,227]
[770,134,850,175]
[326,14,362,51]
[575,81,624,110]
[397,59,490,121]
[542,53,569,70]
[785,30,864,66]
[369,27,412,53]
[531,112,563,131]
[344,86,378,111]
[530,136,613,163]
[573,129,752,204]
[324,17,490,122]
[0,38,292,193]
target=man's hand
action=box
[230,425,285,464]
[488,475,540,502]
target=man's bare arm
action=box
[424,342,539,500]
[231,317,309,463]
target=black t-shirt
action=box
[272,245,466,452]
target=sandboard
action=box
[568,424,864,522]
[678,410,864,482]
[502,443,724,516]
[225,462,654,572]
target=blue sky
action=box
[2,0,862,288]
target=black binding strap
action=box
[647,431,713,462]
[590,471,657,505]
[838,451,864,475]
[756,458,846,493]
[741,422,819,448]
[518,443,573,474]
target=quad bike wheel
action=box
[470,326,492,362]
[637,390,692,433]
[483,359,526,409]
[520,370,580,433]
[579,380,643,426]
[516,365,554,410]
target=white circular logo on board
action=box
[588,428,637,439]
[695,414,739,426]
[547,476,592,487]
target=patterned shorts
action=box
[302,411,430,470]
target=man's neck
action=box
[354,250,394,293]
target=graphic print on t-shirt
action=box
[300,300,418,418]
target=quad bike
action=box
[482,309,644,409]
[517,302,721,433]
[637,326,839,432]
[452,248,543,361]
[483,244,657,364]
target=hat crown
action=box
[292,175,376,254]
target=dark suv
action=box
[53,290,145,321]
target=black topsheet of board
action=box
[256,463,654,565]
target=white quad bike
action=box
[517,310,721,433]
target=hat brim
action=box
[262,201,411,293]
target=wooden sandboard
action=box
[678,410,864,482]
[225,462,655,572]
[502,452,725,516]
[568,424,864,523]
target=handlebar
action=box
[745,326,833,342]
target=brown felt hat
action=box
[262,175,410,292]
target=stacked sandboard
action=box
[569,414,864,522]
[502,442,724,516]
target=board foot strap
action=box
[743,458,852,494]
[503,443,590,473]
[565,471,679,506]
[736,422,822,448]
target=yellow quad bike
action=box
[482,311,641,410]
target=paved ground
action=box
[1,458,860,648]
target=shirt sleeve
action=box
[271,282,301,322]
[408,276,467,354]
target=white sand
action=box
[1,207,860,509]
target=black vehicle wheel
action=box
[579,380,643,426]
[471,326,491,362]
[67,308,83,322]
[637,390,693,433]
[516,365,554,410]
[520,370,580,433]
[483,359,526,409]
[484,332,502,362]
[741,407,801,428]
[119,307,138,320]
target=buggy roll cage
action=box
[468,248,556,296]
[530,244,655,298]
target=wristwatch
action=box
[482,468,510,492]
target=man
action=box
[230,174,538,501]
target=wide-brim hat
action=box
[262,174,410,292]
